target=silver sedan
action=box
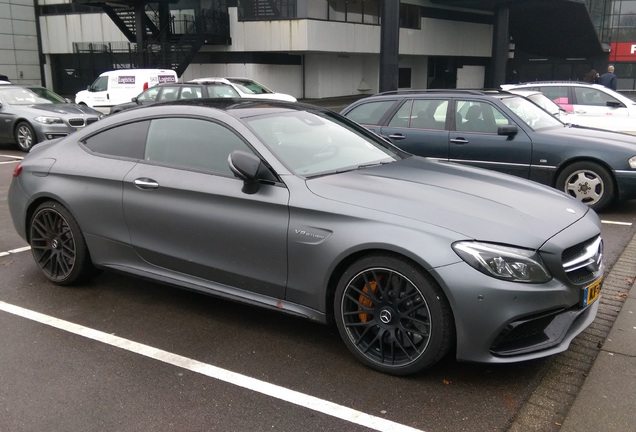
[0,85,102,151]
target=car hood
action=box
[306,157,590,247]
[27,103,101,116]
[544,124,636,145]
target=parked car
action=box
[502,81,636,133]
[341,89,636,211]
[75,68,178,115]
[9,99,603,375]
[506,88,578,124]
[187,77,297,102]
[109,81,243,114]
[0,84,102,151]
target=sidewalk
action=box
[509,232,636,432]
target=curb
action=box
[507,232,636,431]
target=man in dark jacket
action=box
[599,65,617,91]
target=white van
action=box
[75,69,178,114]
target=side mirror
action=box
[498,124,518,136]
[606,101,623,108]
[228,150,263,194]
[64,98,72,103]
[87,85,91,91]
[132,97,138,103]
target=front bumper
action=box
[433,261,600,363]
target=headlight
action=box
[628,156,636,169]
[452,241,551,283]
[34,116,63,125]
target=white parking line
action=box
[0,246,30,257]
[601,220,633,226]
[0,300,424,432]
[0,154,23,164]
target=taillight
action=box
[13,163,22,177]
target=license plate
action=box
[582,277,602,307]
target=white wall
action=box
[35,4,493,98]
[0,0,41,84]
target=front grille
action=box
[68,117,99,127]
[562,235,603,284]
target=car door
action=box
[122,116,290,299]
[87,75,110,108]
[449,99,533,179]
[571,86,630,118]
[379,98,450,159]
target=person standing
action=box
[599,65,617,90]
[583,69,599,83]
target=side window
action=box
[573,87,620,107]
[344,100,396,125]
[178,86,201,100]
[137,87,160,102]
[91,76,109,92]
[388,100,412,128]
[455,101,499,133]
[540,86,569,104]
[158,87,179,101]
[144,118,254,174]
[410,99,448,130]
[206,84,240,98]
[83,120,149,159]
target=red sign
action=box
[609,42,636,62]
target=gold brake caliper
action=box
[358,280,378,323]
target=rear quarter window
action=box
[83,120,149,159]
[344,100,395,125]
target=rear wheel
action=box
[15,121,36,151]
[29,201,97,285]
[334,254,454,375]
[556,161,614,211]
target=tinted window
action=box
[410,99,448,130]
[137,87,160,102]
[456,101,500,133]
[144,118,253,174]
[539,86,569,104]
[158,87,179,101]
[344,100,396,125]
[83,120,149,159]
[178,86,202,100]
[573,87,620,107]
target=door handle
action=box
[450,138,469,144]
[133,178,159,190]
[388,134,406,140]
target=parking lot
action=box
[1,144,634,432]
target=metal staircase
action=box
[73,0,230,76]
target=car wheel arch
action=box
[553,158,617,209]
[324,248,456,326]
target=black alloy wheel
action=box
[334,254,454,375]
[29,201,95,285]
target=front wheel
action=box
[15,121,37,151]
[334,254,454,375]
[29,201,97,285]
[556,161,615,211]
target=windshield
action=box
[0,87,55,105]
[245,110,402,177]
[229,79,273,95]
[500,95,563,129]
[525,93,561,115]
[27,86,66,103]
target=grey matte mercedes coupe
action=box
[8,99,604,375]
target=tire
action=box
[29,201,97,285]
[556,161,615,211]
[15,121,37,152]
[334,254,454,375]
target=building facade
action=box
[4,1,636,98]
